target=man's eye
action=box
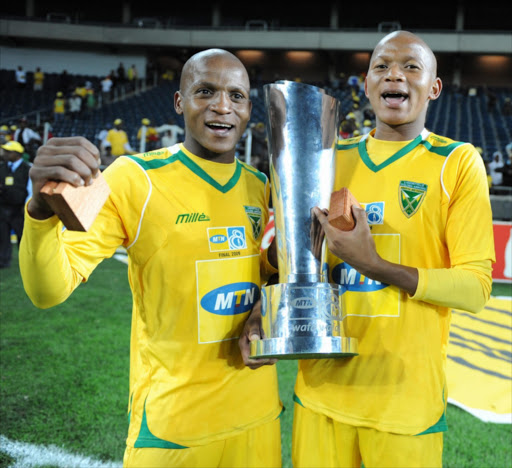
[232,93,245,100]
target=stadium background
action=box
[0,2,511,467]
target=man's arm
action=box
[20,137,105,308]
[27,136,102,220]
[314,207,419,295]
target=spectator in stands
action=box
[68,92,82,120]
[84,81,96,111]
[0,126,10,144]
[497,144,512,187]
[15,66,27,88]
[137,118,159,151]
[362,119,373,134]
[100,75,114,104]
[117,62,126,86]
[59,69,71,94]
[53,92,67,122]
[95,124,113,165]
[243,31,495,468]
[155,119,185,147]
[74,82,88,105]
[488,151,504,187]
[128,64,138,82]
[33,67,44,92]
[127,64,138,91]
[351,102,364,127]
[106,118,136,157]
[13,117,41,162]
[0,141,32,269]
[20,48,281,468]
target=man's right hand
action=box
[239,299,278,370]
[28,137,101,220]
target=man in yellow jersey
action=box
[136,118,159,152]
[19,49,282,468]
[106,118,136,157]
[297,30,495,468]
[245,31,495,468]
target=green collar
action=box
[359,133,424,173]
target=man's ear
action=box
[429,77,443,102]
[174,91,183,115]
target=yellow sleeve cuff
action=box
[411,260,493,313]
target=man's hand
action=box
[239,299,278,370]
[28,137,101,220]
[313,205,379,276]
[314,206,419,295]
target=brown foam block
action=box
[39,172,111,231]
[328,187,362,231]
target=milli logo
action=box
[176,212,210,224]
[201,282,260,315]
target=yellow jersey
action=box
[295,129,495,435]
[20,143,282,448]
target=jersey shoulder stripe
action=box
[421,133,466,157]
[336,136,362,151]
[238,159,268,185]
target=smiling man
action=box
[291,31,495,468]
[19,49,282,468]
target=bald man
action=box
[20,49,282,468]
[290,31,495,467]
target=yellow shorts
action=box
[292,403,443,468]
[123,416,282,468]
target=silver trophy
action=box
[250,80,358,359]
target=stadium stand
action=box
[1,70,510,165]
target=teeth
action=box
[208,123,232,128]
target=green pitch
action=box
[1,251,510,467]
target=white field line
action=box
[0,435,122,468]
[113,253,129,265]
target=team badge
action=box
[244,206,262,239]
[399,181,427,218]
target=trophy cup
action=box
[250,80,358,359]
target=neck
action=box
[183,142,235,164]
[374,121,425,141]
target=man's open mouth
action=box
[382,92,408,104]
[206,122,234,131]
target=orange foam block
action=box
[40,172,110,231]
[328,187,362,231]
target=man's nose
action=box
[385,64,404,81]
[210,92,231,113]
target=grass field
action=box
[1,248,511,468]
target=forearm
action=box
[19,211,83,309]
[260,242,278,283]
[412,260,493,313]
[360,256,419,296]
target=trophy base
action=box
[250,336,358,360]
